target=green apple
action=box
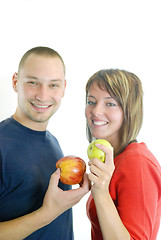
[87,139,113,162]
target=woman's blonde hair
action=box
[86,69,143,155]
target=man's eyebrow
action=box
[25,75,38,80]
[50,79,63,82]
[25,75,63,82]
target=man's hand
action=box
[0,169,90,240]
[41,168,90,224]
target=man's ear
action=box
[12,72,18,92]
[62,79,67,97]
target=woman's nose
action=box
[91,104,104,117]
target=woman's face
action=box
[85,82,124,147]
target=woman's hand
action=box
[88,144,131,240]
[88,143,115,197]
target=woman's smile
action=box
[85,82,124,146]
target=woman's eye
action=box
[87,100,95,105]
[106,102,116,106]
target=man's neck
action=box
[12,113,48,132]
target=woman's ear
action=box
[12,72,18,92]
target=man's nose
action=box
[35,85,49,102]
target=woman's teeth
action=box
[93,121,107,126]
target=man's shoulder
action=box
[46,130,57,141]
[0,117,12,133]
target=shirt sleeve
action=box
[114,154,161,240]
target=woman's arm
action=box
[88,144,130,240]
[0,169,90,240]
[93,191,130,240]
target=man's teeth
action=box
[93,121,107,126]
[33,104,49,109]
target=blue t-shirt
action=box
[0,117,74,240]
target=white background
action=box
[0,0,161,239]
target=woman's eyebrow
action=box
[87,95,113,100]
[87,95,95,98]
[105,97,113,99]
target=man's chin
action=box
[27,113,52,124]
[24,108,57,124]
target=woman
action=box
[85,69,161,240]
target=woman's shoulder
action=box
[115,142,161,173]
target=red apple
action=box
[56,155,86,185]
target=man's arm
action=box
[0,169,90,240]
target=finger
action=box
[79,173,91,191]
[65,181,90,203]
[89,163,103,177]
[88,158,106,172]
[88,172,98,184]
[81,173,88,185]
[95,143,113,164]
[50,169,61,187]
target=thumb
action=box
[50,168,61,188]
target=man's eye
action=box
[28,81,37,85]
[50,83,61,88]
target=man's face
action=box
[13,53,66,130]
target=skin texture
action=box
[85,82,124,150]
[0,53,90,240]
[12,54,66,131]
[0,170,89,240]
[86,83,130,240]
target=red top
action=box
[86,142,161,240]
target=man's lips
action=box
[30,102,53,110]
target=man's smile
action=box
[30,102,53,111]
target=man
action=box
[0,46,89,240]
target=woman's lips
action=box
[92,120,108,126]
